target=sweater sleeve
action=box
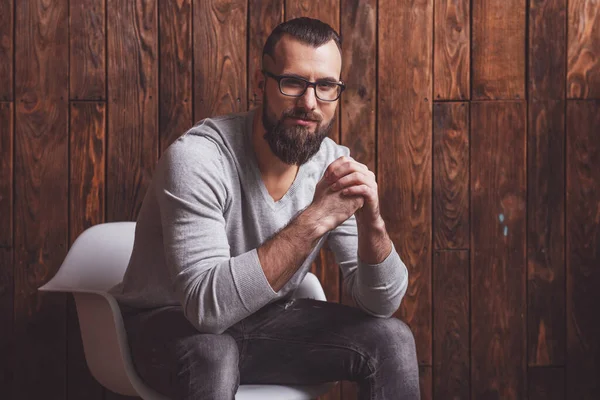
[155,135,277,334]
[327,214,409,318]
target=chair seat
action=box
[235,383,334,399]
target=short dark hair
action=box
[262,17,342,66]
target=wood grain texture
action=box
[67,102,106,399]
[568,0,600,98]
[0,0,13,101]
[70,102,106,242]
[193,0,247,120]
[14,0,69,398]
[528,367,565,400]
[70,0,106,100]
[159,0,192,152]
[472,0,526,99]
[0,103,13,248]
[470,101,527,399]
[434,250,469,399]
[341,0,376,172]
[528,100,565,366]
[339,2,376,398]
[529,0,566,100]
[567,100,600,399]
[285,0,339,28]
[434,0,469,100]
[311,244,340,303]
[248,0,283,108]
[420,365,433,400]
[107,0,158,222]
[378,0,433,365]
[433,102,469,250]
[0,103,13,397]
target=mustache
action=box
[282,109,323,122]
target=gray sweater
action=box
[111,109,409,334]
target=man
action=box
[111,17,420,400]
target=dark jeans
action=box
[122,298,420,400]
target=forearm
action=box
[258,206,326,291]
[357,215,393,264]
[330,215,407,317]
[173,209,325,333]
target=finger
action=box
[324,156,350,179]
[326,156,370,182]
[330,171,375,191]
[341,184,378,204]
[327,156,369,176]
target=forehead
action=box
[270,35,342,79]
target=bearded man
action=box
[111,17,420,400]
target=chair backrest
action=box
[38,222,170,398]
[39,222,136,293]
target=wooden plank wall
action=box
[0,0,598,399]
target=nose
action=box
[296,85,318,111]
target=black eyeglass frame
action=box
[262,70,346,102]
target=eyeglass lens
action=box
[280,77,341,101]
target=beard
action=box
[262,95,334,166]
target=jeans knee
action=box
[175,334,240,396]
[385,318,416,349]
[179,333,238,371]
[364,318,418,366]
[350,318,420,398]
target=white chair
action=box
[39,222,335,399]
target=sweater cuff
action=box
[357,243,404,289]
[229,249,278,313]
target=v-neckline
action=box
[245,109,308,210]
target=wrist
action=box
[357,216,391,264]
[356,214,386,234]
[296,205,328,242]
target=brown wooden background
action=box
[1,0,599,399]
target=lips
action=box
[287,116,319,125]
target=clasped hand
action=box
[311,156,382,232]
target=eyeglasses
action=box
[262,70,346,102]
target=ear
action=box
[252,69,265,106]
[254,68,265,95]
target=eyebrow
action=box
[282,72,340,83]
